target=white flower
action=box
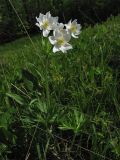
[65,19,81,38]
[56,23,64,30]
[49,29,72,53]
[36,11,58,37]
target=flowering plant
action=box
[36,11,81,53]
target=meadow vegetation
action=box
[0,15,120,159]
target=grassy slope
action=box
[0,15,119,73]
[0,15,119,80]
[0,15,120,159]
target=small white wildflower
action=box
[36,11,58,37]
[49,29,72,53]
[65,19,81,38]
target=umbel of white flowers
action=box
[36,11,81,53]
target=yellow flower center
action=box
[70,24,77,33]
[42,20,49,29]
[57,38,65,46]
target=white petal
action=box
[68,20,72,25]
[51,19,59,30]
[36,14,44,22]
[43,15,48,21]
[52,23,58,30]
[43,30,50,37]
[53,46,60,53]
[72,19,77,26]
[60,43,73,53]
[54,16,58,22]
[66,30,71,35]
[49,36,56,45]
[63,32,71,42]
[57,23,64,29]
[77,24,82,30]
[48,17,54,24]
[46,11,51,18]
[54,30,62,38]
[40,25,44,30]
[64,43,73,49]
[47,25,52,30]
[52,17,58,24]
[36,17,40,22]
[36,17,38,21]
[60,47,67,53]
[65,20,72,29]
[39,13,44,18]
[36,23,40,28]
[71,33,78,38]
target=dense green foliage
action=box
[0,0,120,43]
[0,15,120,159]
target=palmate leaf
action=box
[59,110,86,134]
[6,93,24,105]
[30,99,47,113]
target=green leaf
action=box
[37,101,48,113]
[6,93,24,105]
